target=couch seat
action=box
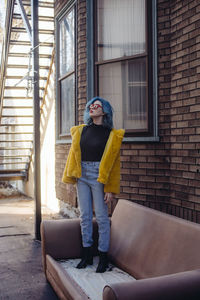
[58,256,135,300]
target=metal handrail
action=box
[0,0,15,120]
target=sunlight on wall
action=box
[23,62,58,213]
[41,100,59,212]
[40,62,59,213]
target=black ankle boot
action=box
[96,251,108,273]
[76,246,93,269]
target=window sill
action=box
[56,136,160,145]
[123,136,160,143]
[56,138,72,145]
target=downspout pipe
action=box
[31,0,41,240]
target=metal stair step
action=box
[0,161,30,165]
[11,27,54,35]
[18,1,54,8]
[3,96,33,99]
[4,87,44,91]
[9,40,53,47]
[6,64,50,70]
[0,157,30,160]
[1,114,33,117]
[1,117,33,126]
[0,170,27,181]
[1,151,32,155]
[0,151,32,154]
[0,124,33,126]
[7,53,51,59]
[13,14,54,22]
[0,139,33,142]
[2,106,33,109]
[0,147,32,150]
[0,140,32,145]
[0,162,28,166]
[6,75,47,80]
[0,132,33,134]
[0,169,27,173]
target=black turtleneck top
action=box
[80,124,111,161]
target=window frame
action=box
[87,0,159,142]
[55,1,77,143]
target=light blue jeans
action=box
[77,161,110,252]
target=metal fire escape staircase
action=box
[0,0,54,181]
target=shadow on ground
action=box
[0,195,59,299]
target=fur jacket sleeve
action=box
[62,125,125,194]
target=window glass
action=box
[59,9,75,77]
[96,0,150,133]
[60,74,75,134]
[99,58,147,130]
[57,5,75,137]
[97,0,146,61]
[126,58,147,130]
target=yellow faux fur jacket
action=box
[62,124,125,194]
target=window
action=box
[56,4,76,139]
[94,0,157,137]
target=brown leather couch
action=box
[41,200,200,299]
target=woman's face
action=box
[89,100,104,118]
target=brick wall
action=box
[55,143,77,206]
[55,0,87,206]
[55,0,68,16]
[77,0,87,122]
[54,0,200,222]
[158,0,200,221]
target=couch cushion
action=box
[47,255,135,300]
[46,255,88,300]
[109,200,200,279]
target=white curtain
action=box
[99,59,147,130]
[98,0,147,131]
[97,0,146,61]
[125,58,147,130]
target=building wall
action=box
[157,0,200,220]
[55,0,87,207]
[54,0,200,221]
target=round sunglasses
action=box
[89,103,103,110]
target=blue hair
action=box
[83,97,113,129]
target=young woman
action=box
[62,97,125,273]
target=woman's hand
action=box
[104,192,115,204]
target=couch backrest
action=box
[108,199,200,279]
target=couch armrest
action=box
[41,218,83,274]
[103,269,200,300]
[41,219,82,258]
[41,218,99,274]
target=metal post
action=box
[31,0,41,240]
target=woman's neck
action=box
[92,115,103,125]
